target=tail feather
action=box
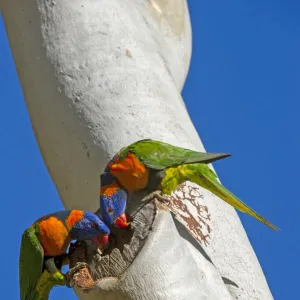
[190,165,280,231]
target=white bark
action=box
[1,0,273,299]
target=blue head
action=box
[70,211,110,248]
[100,184,129,228]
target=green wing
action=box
[19,227,44,300]
[123,139,231,170]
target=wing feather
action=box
[125,139,230,170]
[19,227,44,300]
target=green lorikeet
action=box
[19,210,110,300]
[100,139,278,231]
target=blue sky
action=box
[0,1,298,299]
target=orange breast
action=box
[109,153,149,193]
[37,217,71,256]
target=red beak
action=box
[114,213,130,228]
[91,234,109,249]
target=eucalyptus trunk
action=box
[1,0,273,299]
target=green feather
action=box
[122,139,230,170]
[19,227,44,300]
[34,270,65,300]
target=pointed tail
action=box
[189,165,280,231]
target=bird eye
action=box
[107,207,114,215]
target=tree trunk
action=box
[1,0,273,299]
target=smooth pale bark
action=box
[1,0,273,299]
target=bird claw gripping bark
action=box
[65,262,90,288]
[144,190,171,206]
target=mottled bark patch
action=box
[166,183,211,246]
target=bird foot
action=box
[65,262,89,288]
[144,190,171,206]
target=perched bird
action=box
[100,139,278,231]
[19,210,110,300]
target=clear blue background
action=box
[0,1,298,299]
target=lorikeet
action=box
[19,210,110,300]
[100,139,278,231]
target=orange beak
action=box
[114,213,130,228]
[91,234,109,249]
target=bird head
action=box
[70,211,110,249]
[100,187,130,228]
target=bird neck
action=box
[66,210,85,229]
[100,172,118,186]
